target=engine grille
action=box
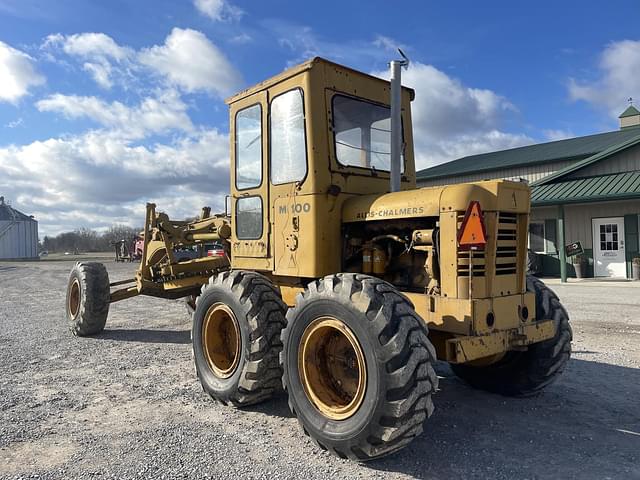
[495,212,518,275]
[456,211,520,278]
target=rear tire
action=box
[192,270,287,406]
[450,275,572,396]
[281,273,438,461]
[65,262,110,336]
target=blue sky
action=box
[0,0,639,236]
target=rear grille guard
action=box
[496,212,518,275]
[456,211,520,278]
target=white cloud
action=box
[0,40,45,103]
[54,32,130,61]
[373,62,531,169]
[42,29,242,96]
[193,0,243,22]
[0,128,230,236]
[1,28,243,236]
[5,118,23,128]
[139,28,242,97]
[372,35,408,54]
[43,32,133,89]
[81,61,114,89]
[268,20,400,67]
[229,33,252,45]
[543,129,574,141]
[36,90,194,139]
[568,39,640,117]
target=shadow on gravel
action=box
[244,392,295,419]
[95,328,191,344]
[364,359,640,479]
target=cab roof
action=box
[225,57,415,105]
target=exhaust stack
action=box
[390,49,409,192]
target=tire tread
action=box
[281,273,438,461]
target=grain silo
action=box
[0,196,39,260]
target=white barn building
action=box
[0,196,39,260]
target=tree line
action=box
[40,225,141,253]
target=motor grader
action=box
[65,56,572,461]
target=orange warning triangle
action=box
[457,201,487,250]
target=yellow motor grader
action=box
[65,56,571,461]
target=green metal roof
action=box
[531,172,640,206]
[416,126,640,180]
[532,132,640,186]
[619,105,640,118]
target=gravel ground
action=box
[1,259,639,479]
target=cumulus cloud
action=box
[43,29,242,95]
[43,32,134,89]
[1,28,242,236]
[568,39,640,116]
[48,32,131,61]
[0,40,45,103]
[36,90,194,139]
[193,0,243,22]
[0,128,230,236]
[139,28,243,97]
[373,62,531,169]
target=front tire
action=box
[192,270,287,406]
[281,273,438,461]
[451,275,572,396]
[65,262,110,336]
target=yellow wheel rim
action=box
[202,303,241,378]
[68,278,80,319]
[299,316,367,420]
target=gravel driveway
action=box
[1,259,639,479]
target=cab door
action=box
[230,92,271,270]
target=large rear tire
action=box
[281,273,438,461]
[450,275,572,396]
[192,270,287,406]
[65,262,110,336]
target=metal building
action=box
[417,105,640,281]
[0,196,39,260]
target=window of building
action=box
[528,219,558,254]
[599,223,619,251]
[528,221,546,253]
[270,89,307,185]
[332,94,404,172]
[236,196,263,240]
[235,104,262,190]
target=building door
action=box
[592,217,626,278]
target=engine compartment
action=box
[341,218,439,293]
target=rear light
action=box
[457,201,487,251]
[207,249,225,257]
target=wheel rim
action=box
[202,303,241,378]
[68,278,81,319]
[299,316,367,420]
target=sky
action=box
[0,0,639,237]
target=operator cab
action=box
[225,57,416,277]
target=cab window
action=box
[332,94,404,172]
[270,89,307,185]
[236,196,263,240]
[235,104,262,190]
